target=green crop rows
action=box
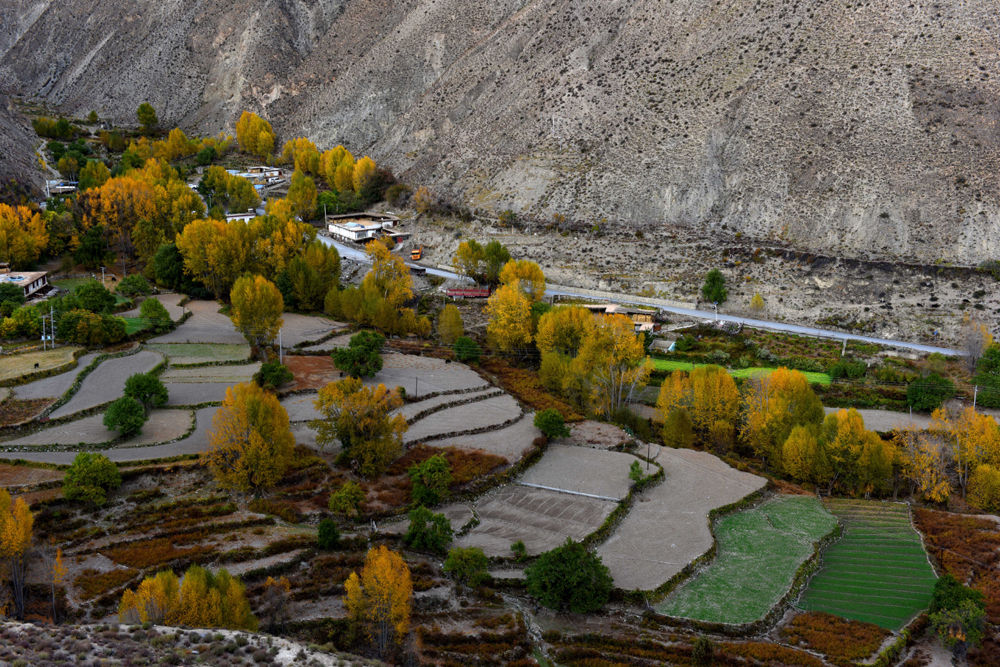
[656,495,837,625]
[798,499,937,630]
[650,359,832,385]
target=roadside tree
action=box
[701,268,727,304]
[485,281,532,354]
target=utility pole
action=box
[841,338,847,357]
[100,266,106,287]
[974,385,978,409]
[278,329,283,364]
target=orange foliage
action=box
[781,611,890,666]
[479,358,583,421]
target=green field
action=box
[656,495,837,625]
[651,358,832,385]
[146,343,251,366]
[122,317,151,335]
[798,499,937,630]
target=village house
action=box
[0,264,49,299]
[326,213,400,243]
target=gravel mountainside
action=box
[0,93,41,197]
[2,0,998,261]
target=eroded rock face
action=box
[3,0,998,262]
[0,94,41,198]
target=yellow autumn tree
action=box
[353,156,377,195]
[229,275,284,356]
[0,204,48,268]
[932,407,1000,496]
[51,546,66,623]
[499,259,546,302]
[321,146,354,189]
[655,365,740,435]
[574,313,651,418]
[895,427,952,502]
[234,111,275,159]
[362,241,413,308]
[821,408,895,496]
[740,368,824,470]
[311,378,407,477]
[280,137,320,174]
[968,464,1000,512]
[203,383,295,495]
[749,292,765,315]
[485,281,533,354]
[118,566,256,630]
[782,425,821,483]
[535,306,595,357]
[343,545,412,657]
[437,304,464,345]
[286,169,317,219]
[0,489,34,619]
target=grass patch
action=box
[656,495,837,624]
[651,359,831,385]
[121,317,151,336]
[0,346,81,383]
[798,499,937,630]
[146,343,251,365]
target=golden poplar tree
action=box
[286,169,317,219]
[895,427,952,502]
[485,281,533,354]
[782,425,820,483]
[0,204,48,268]
[749,292,765,315]
[229,275,284,355]
[362,241,413,308]
[0,489,34,619]
[574,313,650,417]
[535,306,595,356]
[353,156,377,195]
[280,137,320,173]
[740,368,824,470]
[119,566,256,630]
[343,545,412,657]
[933,407,1000,496]
[437,304,464,345]
[655,365,739,435]
[235,111,275,159]
[499,259,546,302]
[203,383,295,495]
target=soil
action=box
[0,463,62,488]
[283,355,342,392]
[0,398,53,427]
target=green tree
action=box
[907,373,956,412]
[453,336,481,363]
[443,547,489,587]
[74,226,110,269]
[152,242,183,290]
[103,396,147,436]
[317,518,340,550]
[136,103,159,134]
[117,274,151,297]
[74,279,116,314]
[701,268,727,304]
[973,344,1000,408]
[333,330,385,378]
[482,240,511,286]
[287,170,317,219]
[407,455,452,506]
[525,538,613,613]
[63,452,121,506]
[329,481,365,517]
[139,297,172,333]
[930,574,985,614]
[254,361,294,390]
[403,506,453,554]
[534,409,570,440]
[931,600,986,659]
[123,373,168,414]
[78,160,111,191]
[437,304,464,345]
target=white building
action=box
[0,267,49,299]
[326,213,399,243]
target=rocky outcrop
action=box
[0,95,41,200]
[2,0,997,262]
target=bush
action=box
[511,540,527,562]
[525,538,612,613]
[403,506,453,554]
[829,357,867,379]
[333,330,384,378]
[692,637,714,666]
[117,275,152,297]
[254,361,294,390]
[407,454,452,506]
[74,279,117,314]
[629,460,643,484]
[103,396,147,437]
[534,408,570,440]
[453,336,481,363]
[930,573,984,614]
[674,334,696,352]
[328,481,365,517]
[317,518,340,550]
[906,373,955,412]
[123,373,168,414]
[139,297,172,332]
[444,547,489,587]
[63,452,121,506]
[701,269,727,304]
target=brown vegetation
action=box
[479,358,583,421]
[780,611,890,666]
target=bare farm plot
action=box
[517,444,639,501]
[450,485,617,557]
[148,300,244,344]
[8,352,101,400]
[0,346,83,384]
[0,409,193,449]
[370,354,490,397]
[431,415,541,461]
[597,446,767,591]
[278,313,346,347]
[49,350,163,419]
[281,392,322,423]
[161,363,260,406]
[657,495,837,624]
[404,394,522,444]
[146,343,250,366]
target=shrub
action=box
[534,409,570,440]
[139,297,172,332]
[117,275,152,297]
[906,373,955,412]
[103,396,147,437]
[56,309,127,345]
[403,506,452,554]
[74,279,117,314]
[701,269,727,304]
[123,373,168,414]
[829,358,867,379]
[63,452,121,506]
[328,481,365,517]
[407,454,452,506]
[674,334,696,352]
[968,464,1000,512]
[333,330,384,378]
[930,574,985,614]
[511,540,527,562]
[444,547,489,587]
[525,538,612,613]
[317,518,340,550]
[254,361,293,390]
[453,336,481,363]
[629,460,643,484]
[692,637,714,666]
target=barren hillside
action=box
[0,94,41,199]
[2,0,998,262]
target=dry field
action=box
[0,346,82,384]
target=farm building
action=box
[580,303,659,333]
[326,213,399,243]
[0,265,49,298]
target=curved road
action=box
[318,235,961,356]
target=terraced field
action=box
[657,495,837,625]
[798,499,937,630]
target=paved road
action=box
[319,235,960,356]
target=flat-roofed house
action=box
[0,265,49,298]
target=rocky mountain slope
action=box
[2,0,998,262]
[0,94,41,199]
